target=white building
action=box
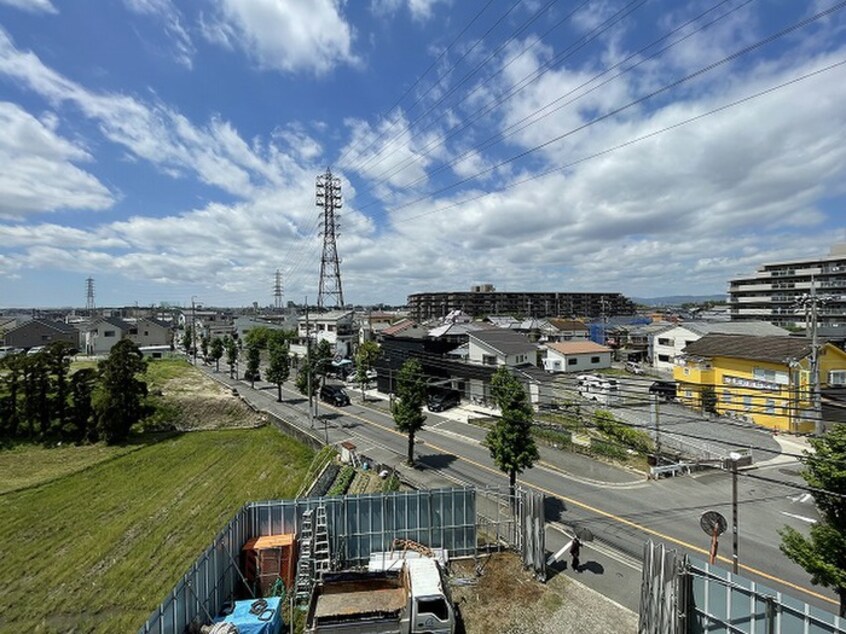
[543,341,612,373]
[297,310,356,357]
[651,320,790,371]
[467,329,537,367]
[80,317,172,356]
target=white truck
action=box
[305,557,456,634]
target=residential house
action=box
[674,334,846,433]
[3,319,78,351]
[297,310,355,357]
[80,316,131,355]
[467,329,538,404]
[543,341,613,373]
[546,319,590,342]
[234,316,296,342]
[651,321,790,372]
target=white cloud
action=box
[0,102,114,219]
[0,27,307,198]
[0,0,57,15]
[122,0,195,69]
[370,0,449,22]
[202,0,359,75]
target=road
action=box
[198,363,833,616]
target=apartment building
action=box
[728,244,846,330]
[407,287,636,321]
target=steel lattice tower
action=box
[273,269,284,310]
[316,169,345,309]
[85,277,95,311]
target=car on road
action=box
[625,361,644,375]
[649,380,677,401]
[427,389,461,412]
[320,384,350,406]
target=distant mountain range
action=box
[632,294,727,307]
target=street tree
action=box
[393,358,427,466]
[484,367,539,500]
[210,337,224,372]
[224,337,238,379]
[265,339,291,402]
[200,335,210,363]
[780,423,846,616]
[181,326,193,355]
[45,341,74,435]
[244,343,261,389]
[355,341,380,402]
[295,341,318,398]
[93,339,148,444]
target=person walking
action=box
[570,537,581,572]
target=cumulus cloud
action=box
[0,0,56,14]
[201,0,359,75]
[0,102,114,219]
[370,0,449,22]
[0,27,305,198]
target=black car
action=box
[649,380,677,401]
[427,390,461,412]
[320,384,350,406]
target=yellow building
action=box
[673,334,846,433]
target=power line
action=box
[385,1,846,216]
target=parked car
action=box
[649,380,677,401]
[625,361,644,375]
[320,384,350,406]
[427,389,461,412]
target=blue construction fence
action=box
[138,486,477,634]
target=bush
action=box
[593,410,652,454]
[590,437,627,460]
[382,474,400,493]
[532,426,572,447]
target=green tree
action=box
[181,326,193,354]
[93,339,148,444]
[484,367,539,500]
[45,341,74,436]
[20,352,50,439]
[780,424,846,616]
[700,386,718,415]
[265,339,291,402]
[295,341,318,398]
[244,343,261,388]
[393,358,427,466]
[224,336,238,379]
[200,335,210,363]
[210,337,224,372]
[355,341,380,402]
[69,368,97,442]
[0,352,25,438]
[244,326,273,350]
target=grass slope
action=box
[0,427,313,632]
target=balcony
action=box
[734,296,771,303]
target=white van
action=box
[578,375,620,405]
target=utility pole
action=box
[650,394,661,470]
[316,169,345,309]
[729,452,741,575]
[795,277,832,436]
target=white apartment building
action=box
[728,244,846,331]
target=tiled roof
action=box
[382,319,418,336]
[682,334,815,364]
[547,341,612,355]
[469,329,536,356]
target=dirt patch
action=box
[450,552,637,634]
[152,365,264,431]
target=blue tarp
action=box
[215,597,283,634]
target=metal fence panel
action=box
[687,557,845,634]
[139,487,477,634]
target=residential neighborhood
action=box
[3,2,846,631]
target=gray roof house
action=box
[3,319,78,351]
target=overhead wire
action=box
[382,0,846,216]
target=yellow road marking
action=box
[311,393,839,607]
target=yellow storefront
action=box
[673,334,846,433]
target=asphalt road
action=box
[199,363,834,617]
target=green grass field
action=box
[0,427,314,632]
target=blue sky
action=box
[1,0,845,309]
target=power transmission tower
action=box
[85,277,95,312]
[273,269,284,310]
[316,169,345,310]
